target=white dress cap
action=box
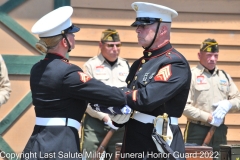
[131,2,178,26]
[31,6,78,37]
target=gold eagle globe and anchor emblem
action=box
[134,4,138,11]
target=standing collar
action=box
[45,53,69,62]
[143,42,172,58]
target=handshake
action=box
[90,103,132,124]
[210,100,232,127]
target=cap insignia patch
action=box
[107,36,113,41]
[207,47,211,52]
[134,4,138,11]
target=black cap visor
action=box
[64,25,80,34]
[131,17,159,27]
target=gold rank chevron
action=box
[78,72,91,83]
[154,64,172,81]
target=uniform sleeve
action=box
[183,75,210,122]
[62,66,126,106]
[83,61,93,78]
[0,55,11,106]
[227,76,240,112]
[83,61,115,119]
[126,61,190,112]
[86,105,107,120]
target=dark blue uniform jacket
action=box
[30,53,126,123]
[125,42,191,117]
[119,42,191,160]
[21,53,126,159]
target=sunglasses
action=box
[105,43,122,48]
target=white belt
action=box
[36,117,81,130]
[131,111,178,125]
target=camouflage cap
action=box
[200,38,219,52]
[101,29,120,42]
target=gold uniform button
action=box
[141,59,145,63]
[128,81,130,84]
[168,52,171,54]
[135,76,137,80]
[139,68,142,71]
[133,86,135,89]
[148,52,152,56]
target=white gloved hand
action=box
[109,114,131,124]
[104,117,119,130]
[210,115,224,127]
[212,100,232,119]
[91,104,132,115]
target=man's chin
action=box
[208,65,216,70]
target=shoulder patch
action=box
[154,64,172,81]
[78,72,91,83]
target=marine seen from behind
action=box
[21,6,126,160]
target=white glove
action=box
[91,104,132,115]
[210,115,224,127]
[109,114,131,124]
[212,100,232,119]
[104,118,119,130]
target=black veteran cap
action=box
[130,2,178,27]
[200,38,219,52]
[101,29,120,42]
[31,6,80,37]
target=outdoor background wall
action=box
[0,0,239,158]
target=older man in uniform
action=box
[81,29,129,160]
[92,2,192,160]
[183,38,240,156]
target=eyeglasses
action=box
[105,43,122,48]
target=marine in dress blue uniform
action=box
[21,6,126,160]
[110,2,191,160]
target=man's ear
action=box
[159,25,168,35]
[197,52,201,60]
[61,37,68,48]
[99,41,103,49]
